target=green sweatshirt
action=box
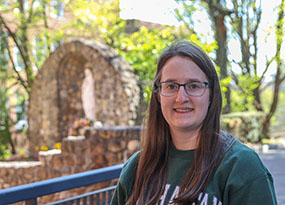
[111,135,277,204]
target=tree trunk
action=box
[263,0,285,138]
[262,71,282,138]
[206,1,231,113]
[253,86,263,111]
[5,119,16,154]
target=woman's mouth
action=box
[174,108,193,113]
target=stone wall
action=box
[28,40,141,154]
[0,126,141,204]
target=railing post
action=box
[0,164,123,204]
[25,198,37,205]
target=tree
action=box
[175,0,232,113]
[205,0,232,113]
[262,0,285,136]
[0,0,65,155]
[0,28,16,157]
[0,84,16,157]
[229,0,285,137]
[229,0,263,111]
[0,0,65,94]
[0,0,220,156]
[67,0,217,104]
[175,0,285,138]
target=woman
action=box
[111,41,277,204]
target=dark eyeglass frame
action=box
[157,81,211,97]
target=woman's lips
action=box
[174,108,194,113]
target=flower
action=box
[68,118,94,136]
[53,142,61,150]
[40,145,48,151]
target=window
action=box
[50,0,64,18]
[32,36,63,69]
[0,0,9,10]
[33,36,48,70]
[12,0,29,12]
[14,97,28,131]
[13,47,25,71]
[0,31,9,69]
[50,40,63,52]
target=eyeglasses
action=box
[157,81,211,97]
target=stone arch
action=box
[28,40,141,154]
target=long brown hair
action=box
[128,40,226,204]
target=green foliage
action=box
[117,32,217,104]
[220,76,232,110]
[231,73,260,112]
[0,81,28,159]
[0,29,13,159]
[0,0,66,93]
[0,84,13,159]
[264,87,285,135]
[275,0,285,47]
[174,0,202,32]
[0,30,8,69]
[221,112,265,143]
[215,65,232,110]
[115,29,217,102]
[68,0,125,40]
[237,74,260,94]
[0,0,67,156]
[68,0,217,104]
[230,90,253,112]
[0,145,12,161]
[261,88,274,114]
[116,26,175,101]
[69,0,165,101]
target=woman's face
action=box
[159,56,210,134]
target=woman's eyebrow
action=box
[162,78,203,82]
[162,78,176,82]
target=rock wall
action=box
[0,126,141,204]
[28,40,141,154]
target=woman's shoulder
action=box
[221,133,270,177]
[111,152,140,204]
[123,151,140,168]
[119,151,140,183]
[215,133,276,204]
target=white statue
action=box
[81,68,96,121]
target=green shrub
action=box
[0,144,12,160]
[221,112,265,143]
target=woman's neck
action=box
[170,128,200,150]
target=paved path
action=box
[259,149,285,205]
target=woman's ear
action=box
[154,92,161,106]
[157,93,161,103]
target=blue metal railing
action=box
[0,164,123,205]
[48,185,117,204]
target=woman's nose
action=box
[175,86,189,102]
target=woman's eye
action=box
[188,83,200,89]
[167,84,177,90]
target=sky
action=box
[119,0,283,81]
[120,0,181,26]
